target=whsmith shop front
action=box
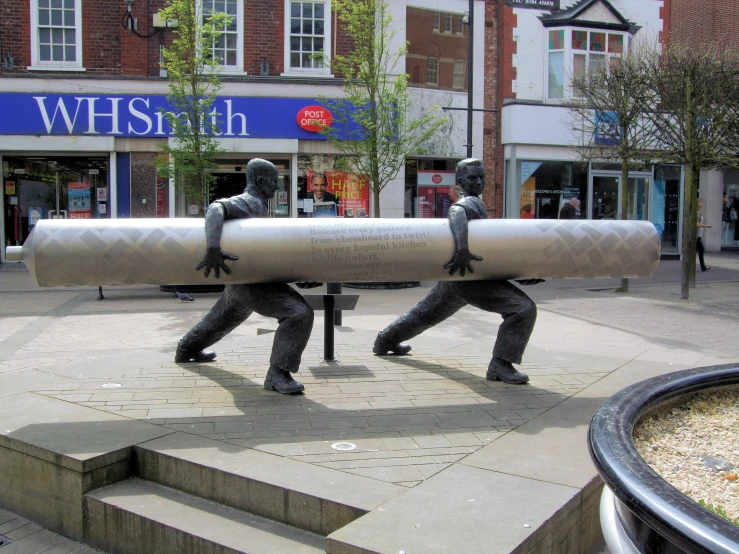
[0,85,369,263]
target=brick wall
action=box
[669,0,739,49]
[0,0,348,78]
[482,0,502,218]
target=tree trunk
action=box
[373,187,381,218]
[681,75,696,300]
[681,164,696,300]
[617,162,630,293]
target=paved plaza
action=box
[0,251,738,553]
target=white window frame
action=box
[29,0,84,71]
[443,14,452,34]
[545,26,628,103]
[452,59,466,90]
[426,56,439,86]
[200,0,244,73]
[282,0,332,77]
[433,12,440,33]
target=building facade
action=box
[665,0,739,251]
[491,0,685,255]
[0,0,486,263]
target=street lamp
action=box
[463,1,473,159]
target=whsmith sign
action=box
[505,0,560,10]
[0,93,340,139]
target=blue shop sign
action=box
[0,93,343,139]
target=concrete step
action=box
[85,478,325,554]
[135,432,404,536]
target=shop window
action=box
[30,0,83,70]
[3,156,109,246]
[202,0,243,72]
[452,59,466,90]
[284,0,331,76]
[426,56,439,86]
[516,160,588,220]
[297,154,369,218]
[547,27,628,101]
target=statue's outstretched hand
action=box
[515,279,545,286]
[443,247,483,277]
[295,282,322,289]
[196,247,239,279]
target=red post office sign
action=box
[297,106,333,133]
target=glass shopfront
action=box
[404,158,460,218]
[510,159,684,254]
[516,160,588,219]
[207,158,292,219]
[3,155,110,247]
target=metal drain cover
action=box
[331,442,357,451]
[0,535,13,547]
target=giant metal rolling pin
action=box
[5,218,660,287]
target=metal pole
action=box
[466,0,474,159]
[327,282,342,326]
[323,295,336,362]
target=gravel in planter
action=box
[633,386,739,524]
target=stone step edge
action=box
[134,433,405,536]
[84,477,326,554]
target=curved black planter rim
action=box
[588,363,739,554]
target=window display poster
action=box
[28,207,42,226]
[306,170,369,217]
[99,203,107,215]
[652,180,666,237]
[436,187,452,218]
[68,182,92,219]
[417,186,436,218]
[520,177,536,219]
[278,191,288,205]
[96,187,107,202]
[5,181,15,195]
[520,162,542,186]
[156,176,167,218]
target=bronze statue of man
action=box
[373,158,539,384]
[175,158,317,394]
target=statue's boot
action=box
[372,333,412,355]
[175,341,217,363]
[486,357,529,385]
[264,366,305,394]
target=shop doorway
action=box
[591,172,650,221]
[3,155,109,247]
[205,158,291,218]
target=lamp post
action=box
[465,0,474,159]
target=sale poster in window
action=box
[307,170,369,217]
[68,182,92,219]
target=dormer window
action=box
[548,28,627,100]
[540,0,638,101]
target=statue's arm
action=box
[443,205,483,277]
[196,202,239,279]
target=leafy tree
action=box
[153,0,232,214]
[319,0,447,217]
[646,43,739,299]
[567,39,659,292]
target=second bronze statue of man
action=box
[373,158,540,385]
[175,159,319,395]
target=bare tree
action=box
[566,39,659,292]
[646,43,739,299]
[319,0,447,217]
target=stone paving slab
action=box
[0,254,738,552]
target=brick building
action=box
[0,0,486,261]
[663,0,739,251]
